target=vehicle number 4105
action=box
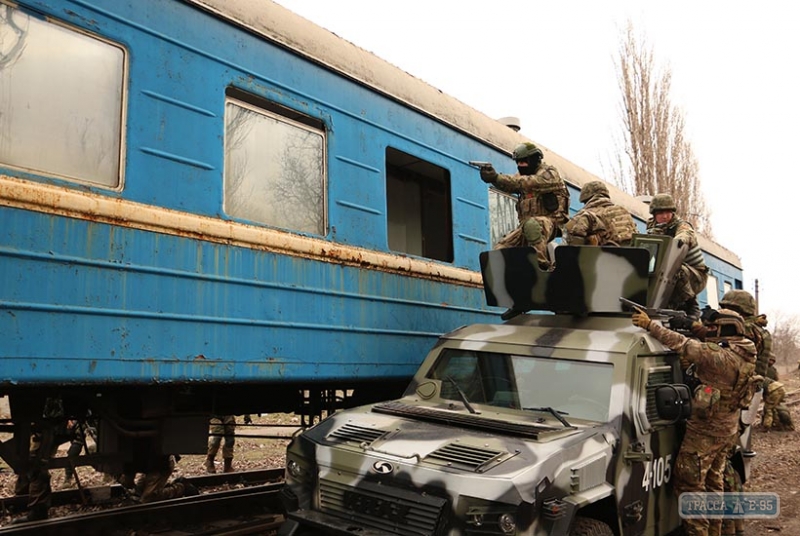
[642,455,672,492]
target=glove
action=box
[668,316,694,331]
[631,308,652,330]
[479,165,498,183]
[700,306,719,323]
[243,414,252,425]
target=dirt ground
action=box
[740,365,800,535]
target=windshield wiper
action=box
[444,376,479,414]
[523,406,571,428]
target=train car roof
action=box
[185,0,741,270]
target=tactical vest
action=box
[517,164,570,226]
[595,204,637,245]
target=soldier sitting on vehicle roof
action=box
[565,181,638,247]
[646,193,708,320]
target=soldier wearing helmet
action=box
[632,306,757,536]
[477,142,569,269]
[646,193,708,319]
[565,180,637,246]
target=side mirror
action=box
[655,384,692,423]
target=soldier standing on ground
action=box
[646,193,708,319]
[718,292,795,431]
[205,414,237,473]
[565,180,638,246]
[477,142,569,269]
[632,307,757,536]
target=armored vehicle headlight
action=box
[287,459,303,478]
[498,513,516,533]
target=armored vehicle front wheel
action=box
[570,516,613,536]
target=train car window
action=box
[223,93,326,236]
[386,148,453,262]
[489,189,517,248]
[0,5,124,188]
[706,274,720,308]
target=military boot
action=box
[204,455,216,474]
[223,457,234,473]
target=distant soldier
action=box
[565,181,638,246]
[762,355,795,431]
[205,415,237,473]
[646,193,708,319]
[477,142,569,269]
[139,454,198,503]
[632,307,757,536]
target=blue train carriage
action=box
[0,0,742,479]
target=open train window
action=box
[0,5,125,188]
[386,148,453,262]
[223,90,326,236]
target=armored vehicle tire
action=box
[570,516,614,536]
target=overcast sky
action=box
[274,0,800,319]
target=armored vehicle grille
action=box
[328,424,387,444]
[427,443,503,470]
[319,477,447,535]
[646,368,675,424]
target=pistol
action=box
[468,161,492,168]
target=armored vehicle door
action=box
[615,350,684,536]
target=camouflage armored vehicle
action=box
[278,236,754,536]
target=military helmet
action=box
[720,290,757,316]
[579,181,610,203]
[704,308,747,341]
[649,193,677,214]
[512,142,543,161]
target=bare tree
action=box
[611,21,713,236]
[767,310,800,369]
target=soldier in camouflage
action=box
[565,180,638,246]
[721,446,745,536]
[647,193,708,319]
[478,142,569,269]
[718,293,794,431]
[763,355,795,431]
[632,307,757,536]
[205,414,236,473]
[139,454,199,503]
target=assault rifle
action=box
[619,297,687,320]
[619,297,693,331]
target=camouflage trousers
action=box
[721,457,744,536]
[139,456,189,503]
[208,415,236,459]
[762,384,794,430]
[672,264,709,306]
[495,216,556,268]
[674,429,737,536]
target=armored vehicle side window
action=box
[429,349,614,422]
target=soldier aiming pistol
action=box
[468,161,492,168]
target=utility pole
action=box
[754,278,760,314]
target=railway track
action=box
[0,469,286,535]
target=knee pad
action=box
[522,218,543,245]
